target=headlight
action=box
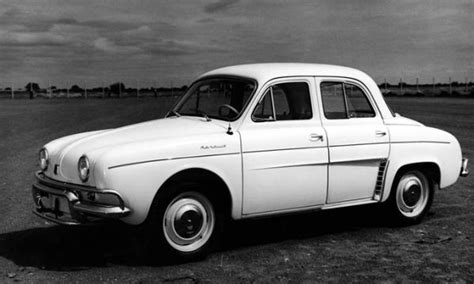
[39,148,49,171]
[78,155,90,182]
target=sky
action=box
[0,0,472,88]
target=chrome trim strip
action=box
[243,146,326,155]
[108,152,241,169]
[330,158,382,165]
[391,141,450,145]
[254,162,327,170]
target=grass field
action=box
[0,97,472,282]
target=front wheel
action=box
[387,170,434,225]
[144,185,221,262]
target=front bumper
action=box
[461,158,469,177]
[32,171,131,225]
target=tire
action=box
[386,169,434,225]
[143,182,222,263]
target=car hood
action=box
[45,116,230,183]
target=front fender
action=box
[98,153,242,225]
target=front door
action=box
[316,78,389,204]
[239,78,328,215]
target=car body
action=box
[32,63,469,259]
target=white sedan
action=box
[33,63,469,261]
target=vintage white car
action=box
[33,63,469,260]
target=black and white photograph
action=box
[0,0,472,282]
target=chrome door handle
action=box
[375,130,387,137]
[310,133,324,142]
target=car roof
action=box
[199,62,394,119]
[199,63,371,83]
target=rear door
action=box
[316,77,389,204]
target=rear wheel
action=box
[387,170,434,225]
[144,183,221,262]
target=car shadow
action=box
[0,204,402,270]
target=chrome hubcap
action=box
[396,172,429,217]
[163,192,215,252]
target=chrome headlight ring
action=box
[39,148,49,171]
[78,155,90,182]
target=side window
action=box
[252,82,312,122]
[321,81,375,119]
[321,82,347,119]
[345,84,375,118]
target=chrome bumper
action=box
[461,158,469,177]
[32,171,131,225]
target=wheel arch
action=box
[151,168,234,220]
[384,161,441,202]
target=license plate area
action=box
[41,193,70,214]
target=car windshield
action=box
[173,77,256,121]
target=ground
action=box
[0,97,472,282]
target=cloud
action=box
[93,37,140,54]
[197,18,216,24]
[0,31,68,46]
[204,0,239,13]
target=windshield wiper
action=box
[168,110,181,118]
[195,109,211,122]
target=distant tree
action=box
[180,85,188,91]
[70,85,84,93]
[110,82,126,95]
[25,82,41,92]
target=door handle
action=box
[310,133,324,142]
[375,130,387,137]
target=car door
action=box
[239,78,328,215]
[316,77,389,204]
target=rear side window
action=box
[252,82,312,121]
[321,81,375,119]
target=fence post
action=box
[449,77,452,96]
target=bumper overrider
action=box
[461,158,469,177]
[32,171,131,225]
